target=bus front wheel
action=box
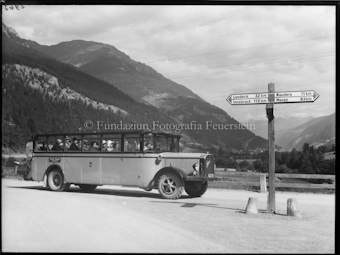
[157,172,184,199]
[47,169,68,192]
[185,181,208,197]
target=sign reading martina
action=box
[84,120,255,132]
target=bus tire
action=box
[185,181,208,197]
[157,172,184,199]
[63,183,71,191]
[47,169,67,192]
[79,184,97,192]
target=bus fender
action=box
[45,164,68,184]
[150,167,187,188]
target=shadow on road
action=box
[7,185,195,200]
[150,200,244,212]
[8,185,285,214]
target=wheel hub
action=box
[162,178,176,194]
[53,174,61,186]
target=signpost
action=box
[226,90,319,105]
[266,83,275,213]
[227,84,319,213]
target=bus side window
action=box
[35,136,47,151]
[125,135,140,152]
[48,138,54,151]
[40,141,47,151]
[170,138,175,152]
[102,135,121,152]
[83,135,101,152]
[50,136,64,151]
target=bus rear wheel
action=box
[47,169,68,192]
[185,181,208,197]
[79,184,97,192]
[157,172,184,199]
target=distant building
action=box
[275,148,285,152]
[226,168,236,172]
[235,159,257,164]
[215,168,236,172]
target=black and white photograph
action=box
[2,2,335,253]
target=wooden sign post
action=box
[227,84,319,214]
[266,82,275,213]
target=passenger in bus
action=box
[89,141,100,151]
[39,141,47,150]
[156,141,161,151]
[69,137,80,150]
[147,142,153,150]
[102,140,108,151]
[113,142,120,152]
[65,137,71,150]
[107,140,113,151]
[52,139,63,150]
[143,142,152,151]
[83,141,90,151]
[143,141,149,151]
[134,140,140,151]
[125,141,132,151]
[170,138,175,152]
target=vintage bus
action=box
[27,130,215,199]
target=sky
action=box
[2,4,336,123]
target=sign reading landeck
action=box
[226,90,319,105]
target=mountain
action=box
[25,39,200,102]
[2,23,267,152]
[277,113,335,151]
[1,23,175,150]
[248,116,313,144]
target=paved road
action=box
[2,179,335,253]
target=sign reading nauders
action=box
[226,90,319,105]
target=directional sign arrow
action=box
[227,90,319,105]
[226,95,232,104]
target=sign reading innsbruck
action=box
[226,90,319,105]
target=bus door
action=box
[63,135,82,183]
[81,135,101,184]
[100,134,123,185]
[121,134,142,186]
[32,136,48,181]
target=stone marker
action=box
[260,174,266,193]
[245,197,258,214]
[287,198,302,218]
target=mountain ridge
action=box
[25,39,201,102]
[2,22,267,151]
[279,113,335,150]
